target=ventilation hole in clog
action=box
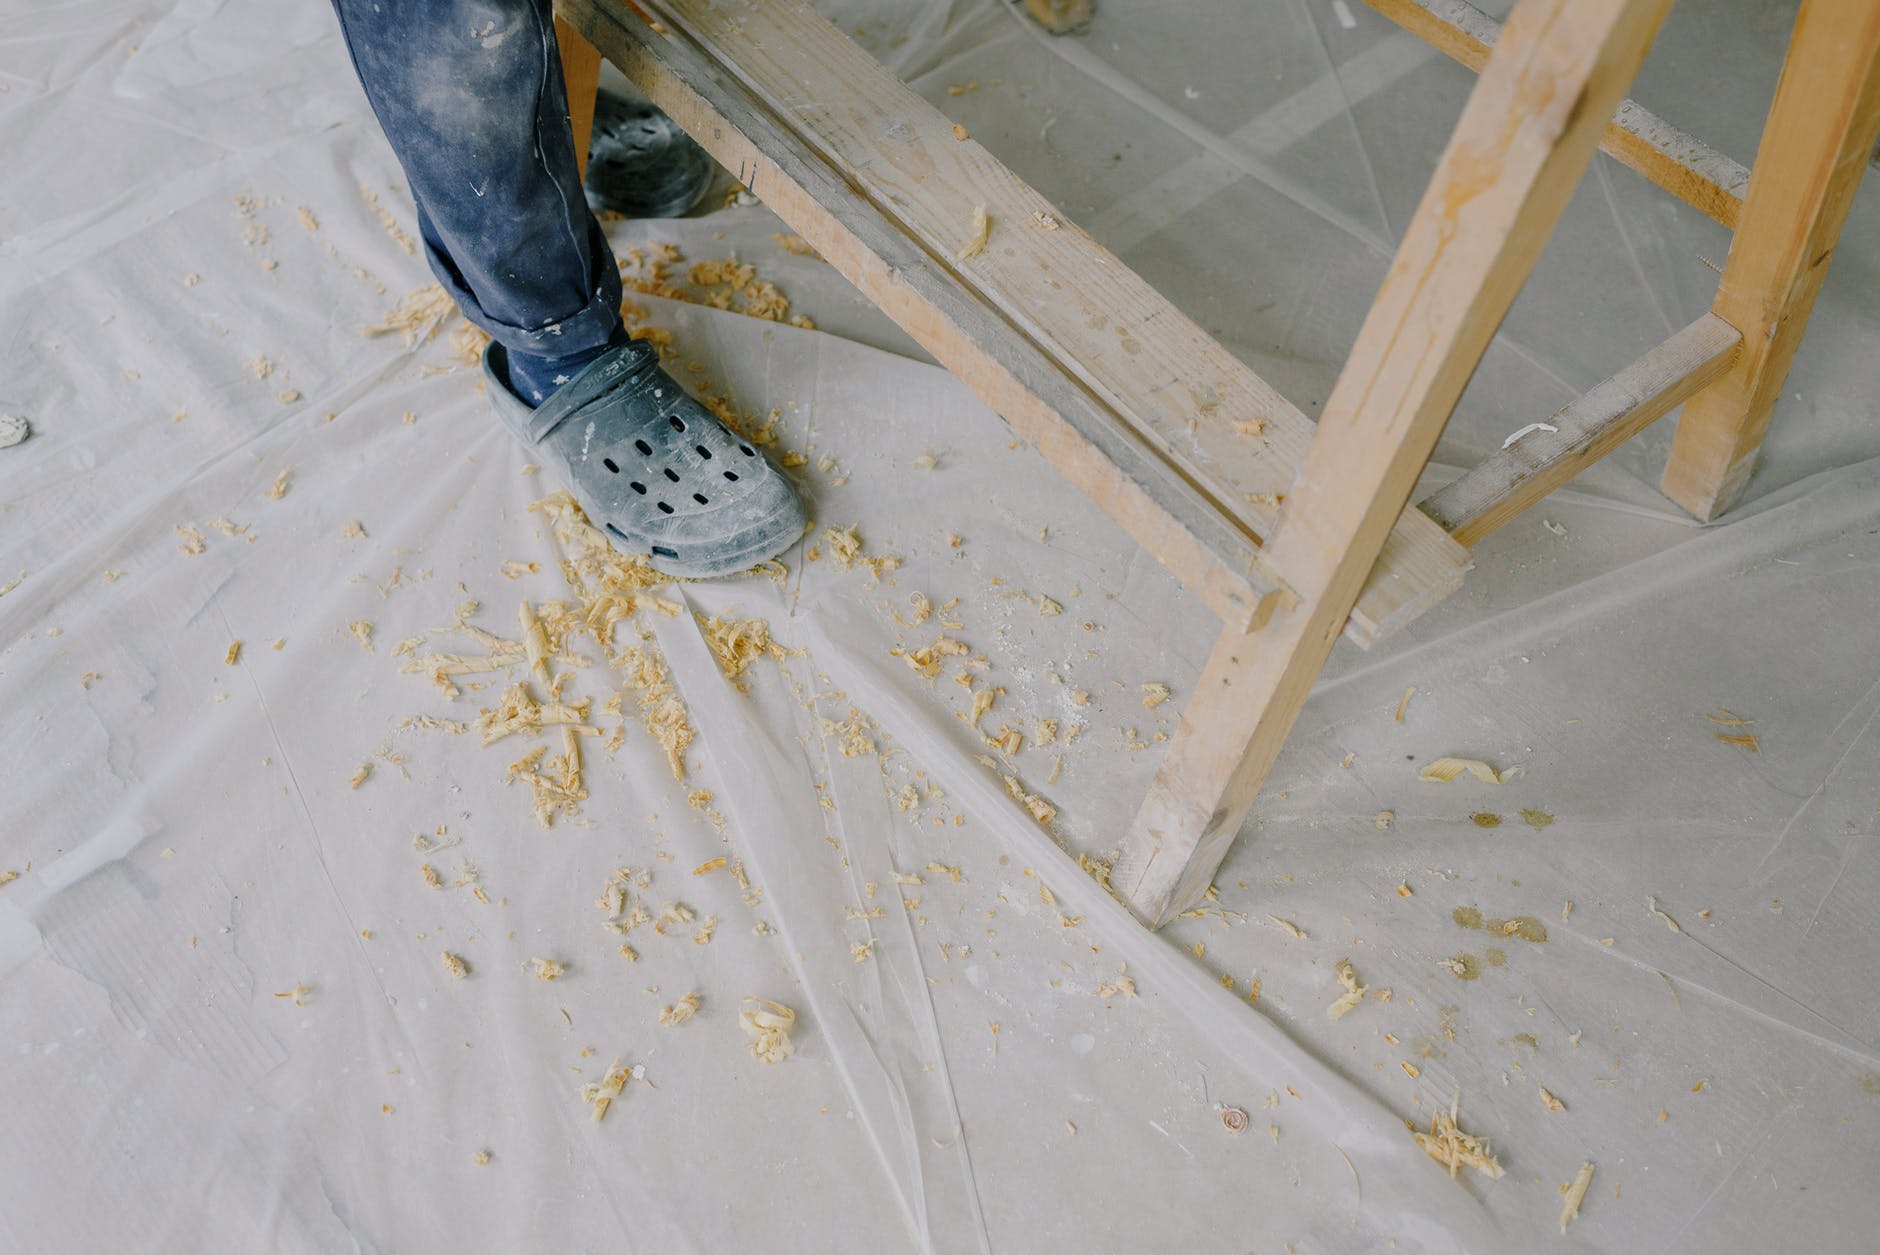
[668,415,686,432]
[651,545,678,558]
[634,439,653,456]
[696,444,712,460]
[663,467,680,483]
[739,444,755,456]
[602,457,620,473]
[604,522,629,541]
[723,470,739,482]
[693,493,708,505]
[657,501,674,515]
[629,481,647,494]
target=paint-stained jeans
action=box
[328,0,622,363]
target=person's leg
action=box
[328,0,624,405]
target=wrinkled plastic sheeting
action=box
[6,0,1880,1252]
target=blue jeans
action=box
[328,0,622,372]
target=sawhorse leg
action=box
[1113,0,1674,928]
[555,16,604,179]
[1660,0,1880,521]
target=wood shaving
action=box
[1140,682,1170,709]
[347,620,374,651]
[441,951,468,979]
[1231,417,1267,437]
[823,524,863,570]
[1001,773,1056,825]
[618,944,639,962]
[1038,595,1063,616]
[349,762,371,789]
[849,940,874,963]
[1559,1161,1595,1234]
[273,981,312,1007]
[175,525,206,555]
[1413,1096,1503,1180]
[1267,915,1307,940]
[1418,756,1517,784]
[654,901,695,935]
[692,857,727,876]
[582,1059,632,1123]
[739,997,797,1063]
[265,468,292,500]
[1095,966,1137,998]
[529,957,564,981]
[1032,210,1061,230]
[1327,958,1366,1019]
[420,863,443,890]
[951,123,969,141]
[956,204,990,261]
[1539,1085,1566,1112]
[224,640,242,665]
[699,613,788,682]
[1395,685,1416,722]
[693,916,718,945]
[1648,895,1682,933]
[658,992,701,1026]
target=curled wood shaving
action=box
[1418,756,1517,784]
[699,613,788,682]
[1395,685,1416,722]
[1413,1096,1503,1180]
[822,524,863,570]
[349,763,372,789]
[740,997,797,1063]
[1559,1161,1595,1234]
[956,204,990,261]
[1327,958,1367,1019]
[582,1059,633,1123]
[658,992,701,1026]
[1267,915,1307,940]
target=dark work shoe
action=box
[584,92,716,219]
[484,339,806,579]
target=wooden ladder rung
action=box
[1363,0,1752,228]
[1417,313,1741,546]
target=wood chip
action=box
[1395,685,1416,722]
[529,957,564,981]
[1559,1161,1595,1234]
[225,641,242,665]
[441,951,468,979]
[1327,958,1366,1019]
[1412,1096,1503,1180]
[1539,1085,1566,1112]
[1418,756,1517,784]
[1140,682,1171,709]
[739,997,797,1063]
[956,204,990,261]
[265,468,292,500]
[658,992,701,1026]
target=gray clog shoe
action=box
[485,340,806,579]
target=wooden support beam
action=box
[1418,313,1740,546]
[554,16,604,180]
[558,0,1469,646]
[1114,0,1673,927]
[557,0,1289,627]
[1362,0,1751,228]
[1660,0,1880,521]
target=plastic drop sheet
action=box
[3,0,1879,1252]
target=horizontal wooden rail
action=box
[1362,0,1752,228]
[1417,313,1740,545]
[560,0,1470,646]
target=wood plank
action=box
[582,0,1468,648]
[1660,0,1880,520]
[554,16,604,180]
[1115,0,1674,927]
[557,0,1285,628]
[1419,313,1740,546]
[1363,0,1751,228]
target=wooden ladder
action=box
[553,0,1880,927]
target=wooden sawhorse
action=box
[553,0,1880,927]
